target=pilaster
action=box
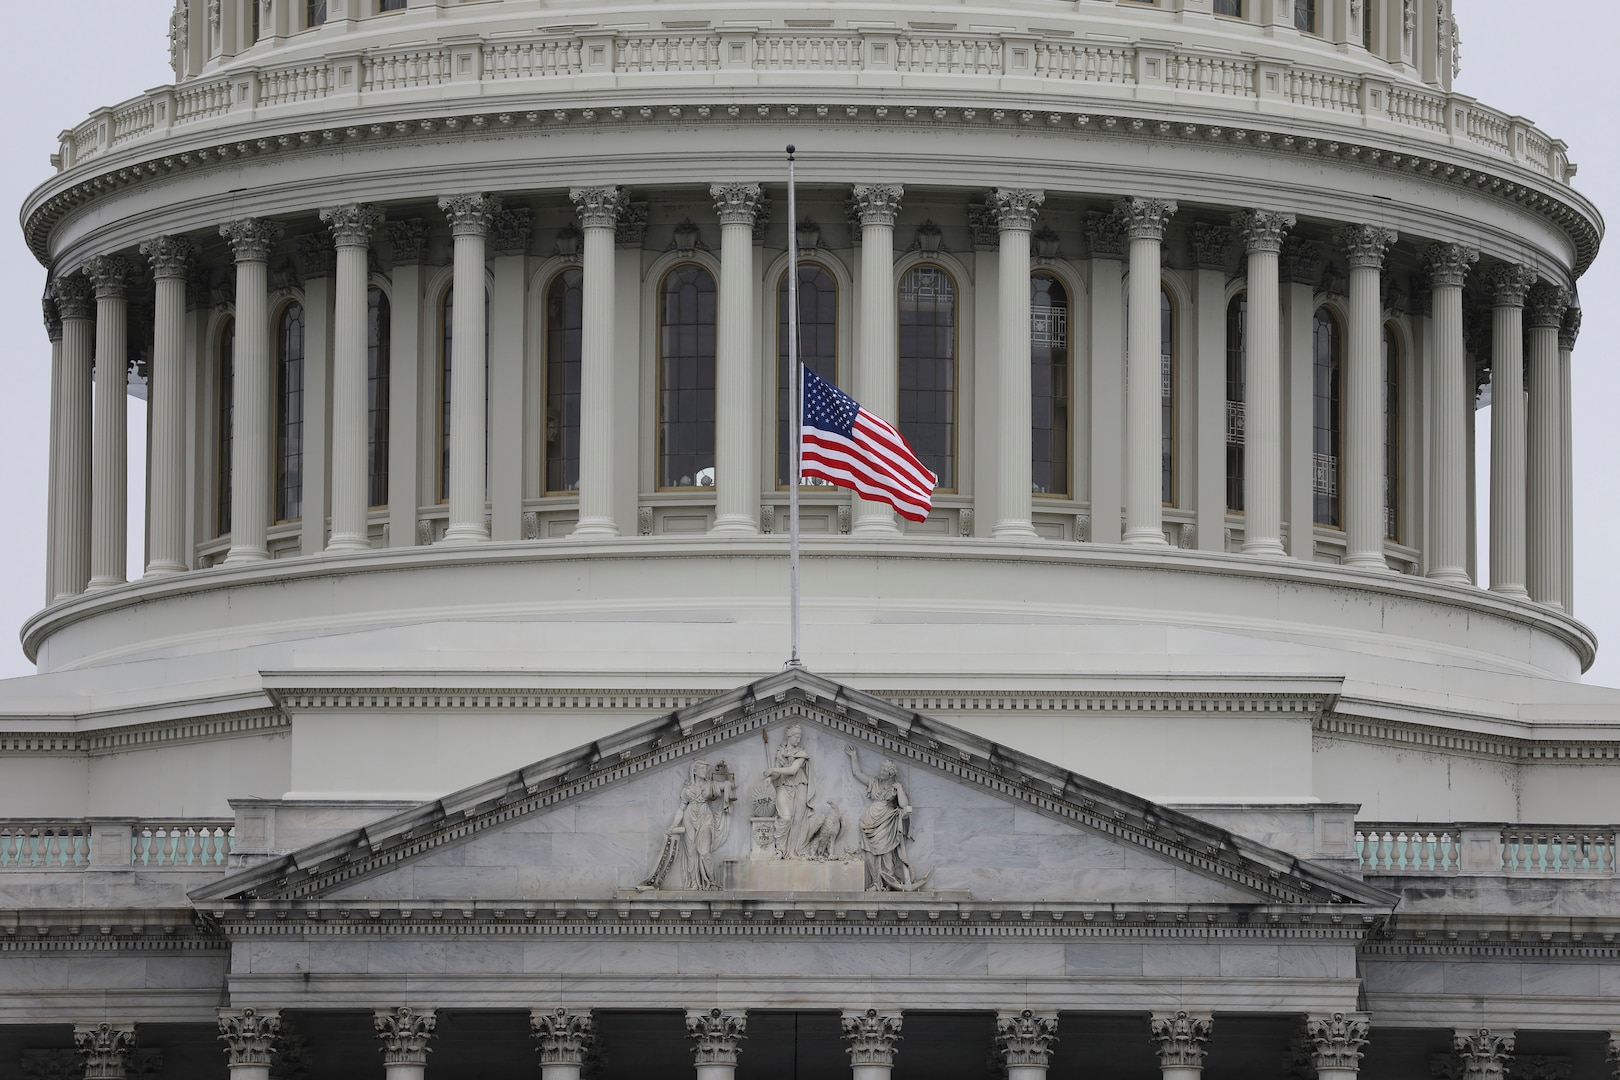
[568,185,628,538]
[1086,210,1126,544]
[489,208,531,541]
[996,1009,1058,1080]
[384,219,428,548]
[711,181,765,536]
[437,192,500,544]
[989,187,1044,540]
[321,203,386,553]
[1192,226,1230,553]
[1233,210,1295,557]
[850,183,904,536]
[1337,224,1398,571]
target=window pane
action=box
[1384,325,1400,541]
[1313,308,1342,528]
[1295,0,1316,33]
[217,321,234,537]
[1215,0,1243,15]
[1031,273,1069,497]
[545,268,585,493]
[659,265,718,488]
[277,304,306,522]
[307,0,327,27]
[379,0,407,9]
[898,266,956,490]
[1161,288,1175,506]
[1225,295,1246,514]
[368,288,391,508]
[778,266,838,486]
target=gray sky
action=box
[0,2,1613,684]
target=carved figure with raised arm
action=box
[643,760,734,889]
[763,724,817,857]
[846,748,924,890]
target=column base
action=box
[142,561,187,578]
[1123,527,1170,547]
[990,520,1039,541]
[710,515,760,537]
[1240,539,1287,558]
[438,524,490,545]
[1427,567,1471,585]
[1489,583,1530,599]
[325,533,371,554]
[222,546,270,566]
[1342,552,1395,573]
[850,522,901,537]
[569,518,620,539]
[85,576,126,592]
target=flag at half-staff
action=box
[800,367,937,523]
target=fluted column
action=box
[532,1008,594,1080]
[687,1008,746,1080]
[851,183,904,535]
[1120,197,1177,546]
[1423,243,1477,584]
[710,182,765,535]
[319,204,385,553]
[1306,1013,1370,1080]
[437,193,499,543]
[1525,281,1569,608]
[1486,264,1536,598]
[996,1010,1058,1080]
[1151,1011,1211,1080]
[221,219,283,565]
[1560,306,1581,613]
[842,1009,903,1080]
[375,1007,436,1080]
[52,273,94,600]
[43,298,63,604]
[85,255,132,590]
[990,188,1044,539]
[218,1007,281,1080]
[75,1022,137,1080]
[1233,211,1294,557]
[1452,1028,1514,1080]
[1338,225,1398,570]
[141,236,196,576]
[567,187,626,537]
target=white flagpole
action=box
[787,145,802,667]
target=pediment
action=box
[194,670,1394,911]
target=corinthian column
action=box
[568,186,626,538]
[437,193,499,543]
[1306,1012,1370,1080]
[218,1007,281,1080]
[43,298,63,603]
[221,218,284,565]
[851,183,904,536]
[990,188,1044,539]
[1232,211,1295,557]
[1423,243,1477,584]
[687,1009,746,1080]
[532,1008,594,1080]
[842,1009,903,1080]
[1120,197,1177,546]
[996,1010,1058,1080]
[1560,306,1581,612]
[1337,225,1398,571]
[320,204,385,553]
[85,254,132,590]
[1485,264,1536,598]
[1150,1011,1212,1080]
[75,1022,138,1080]
[141,236,196,576]
[375,1007,436,1080]
[52,273,94,600]
[1452,1028,1514,1080]
[1524,281,1570,608]
[710,182,765,535]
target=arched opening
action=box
[274,302,305,523]
[1312,307,1344,528]
[544,268,584,494]
[898,264,957,490]
[657,264,718,489]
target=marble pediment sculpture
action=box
[192,669,1391,912]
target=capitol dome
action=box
[0,1,1615,1078]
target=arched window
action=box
[368,287,391,508]
[1031,272,1069,498]
[439,286,490,501]
[1161,286,1177,506]
[1383,323,1401,542]
[658,264,717,488]
[274,304,306,523]
[545,268,584,493]
[1225,294,1247,513]
[898,265,957,490]
[778,264,837,487]
[1313,307,1344,528]
[216,319,234,537]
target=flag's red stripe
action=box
[801,432,933,507]
[849,413,937,493]
[801,432,933,520]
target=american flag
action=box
[800,367,937,522]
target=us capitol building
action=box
[3,0,1615,1077]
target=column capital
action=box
[1116,197,1177,241]
[1423,242,1478,288]
[1484,264,1537,307]
[1305,1012,1369,1072]
[996,1010,1058,1067]
[1190,223,1232,270]
[54,271,96,320]
[841,1009,903,1067]
[1279,235,1322,284]
[686,1008,747,1066]
[320,203,386,248]
[570,185,628,229]
[221,219,284,263]
[385,218,432,263]
[1150,1011,1212,1069]
[218,1007,281,1067]
[43,297,62,342]
[531,1008,594,1067]
[1452,1028,1514,1080]
[1336,225,1398,270]
[1559,306,1583,351]
[1525,281,1571,329]
[851,183,904,227]
[374,1006,437,1066]
[140,236,198,280]
[295,232,336,280]
[491,207,534,256]
[1085,210,1127,258]
[74,1022,137,1080]
[711,182,765,226]
[990,188,1045,232]
[84,254,133,300]
[1232,209,1296,254]
[438,192,502,237]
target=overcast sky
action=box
[0,2,1613,684]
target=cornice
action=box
[1315,713,1620,764]
[0,709,287,756]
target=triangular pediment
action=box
[193,670,1394,911]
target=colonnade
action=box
[38,184,1581,610]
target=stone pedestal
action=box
[722,858,865,892]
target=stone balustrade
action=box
[1356,824,1619,876]
[0,820,234,869]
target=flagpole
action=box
[786,144,802,668]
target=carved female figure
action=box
[763,724,816,857]
[845,749,918,890]
[659,760,734,889]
